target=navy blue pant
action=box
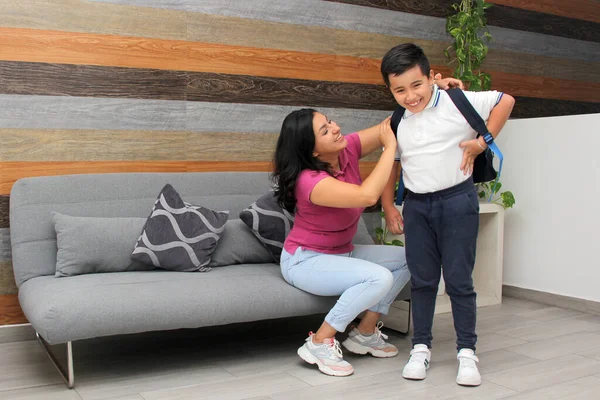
[403,178,479,351]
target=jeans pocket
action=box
[462,191,480,215]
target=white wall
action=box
[496,113,600,302]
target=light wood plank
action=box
[0,161,378,194]
[0,96,393,135]
[488,0,600,24]
[0,130,279,162]
[0,384,83,400]
[507,331,600,360]
[485,354,600,392]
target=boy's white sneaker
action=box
[456,348,481,386]
[402,344,431,380]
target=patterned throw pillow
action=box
[239,191,294,263]
[131,184,229,272]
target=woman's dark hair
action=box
[272,108,333,213]
[380,43,431,87]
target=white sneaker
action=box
[402,344,431,380]
[456,348,481,386]
[342,322,399,358]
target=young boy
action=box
[380,43,514,386]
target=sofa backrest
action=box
[10,172,373,286]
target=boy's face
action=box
[387,65,434,114]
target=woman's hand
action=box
[434,72,464,90]
[379,116,396,150]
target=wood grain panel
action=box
[0,129,279,162]
[0,0,187,39]
[327,0,600,42]
[86,0,600,62]
[3,2,598,82]
[488,0,600,24]
[0,262,17,296]
[0,61,187,100]
[1,30,598,103]
[0,197,8,229]
[0,27,383,85]
[511,96,600,118]
[0,161,378,195]
[0,294,26,325]
[0,61,396,110]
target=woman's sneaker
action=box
[456,348,481,386]
[342,322,398,357]
[402,344,431,380]
[297,333,354,377]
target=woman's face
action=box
[311,112,347,158]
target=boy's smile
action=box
[387,65,435,114]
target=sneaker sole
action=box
[297,346,354,377]
[457,377,482,386]
[341,338,398,358]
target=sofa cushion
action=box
[131,184,229,272]
[52,213,155,277]
[209,219,273,267]
[239,191,294,263]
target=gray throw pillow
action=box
[209,219,273,267]
[239,191,294,263]
[131,184,229,272]
[52,213,154,277]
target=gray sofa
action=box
[10,171,409,388]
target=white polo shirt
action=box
[394,85,503,194]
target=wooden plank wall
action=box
[0,0,599,325]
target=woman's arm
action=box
[310,118,397,208]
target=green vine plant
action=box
[444,0,493,91]
[478,181,515,209]
[445,0,515,209]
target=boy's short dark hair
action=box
[380,43,431,87]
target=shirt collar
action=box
[403,84,441,119]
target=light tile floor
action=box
[2,297,600,400]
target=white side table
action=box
[381,202,505,332]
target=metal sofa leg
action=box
[36,333,74,389]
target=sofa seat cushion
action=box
[19,265,337,345]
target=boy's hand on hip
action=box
[384,206,404,235]
[459,139,484,176]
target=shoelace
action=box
[327,339,344,360]
[373,321,389,343]
[308,332,343,360]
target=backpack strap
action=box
[446,88,504,200]
[391,106,406,206]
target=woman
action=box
[273,108,408,377]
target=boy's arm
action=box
[459,94,515,175]
[381,161,404,234]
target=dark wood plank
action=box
[0,294,27,325]
[511,96,600,119]
[0,196,8,229]
[488,0,600,24]
[0,61,187,100]
[0,61,396,110]
[326,0,600,42]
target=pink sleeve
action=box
[296,170,330,204]
[344,132,362,160]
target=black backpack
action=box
[391,88,501,205]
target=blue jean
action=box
[403,178,479,351]
[280,244,410,333]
